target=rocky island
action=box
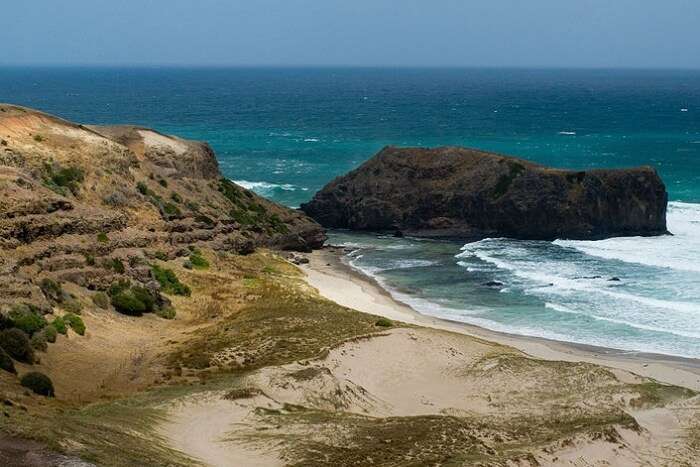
[301,146,669,240]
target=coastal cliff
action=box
[0,103,324,314]
[301,146,669,240]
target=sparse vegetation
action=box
[170,192,182,203]
[0,346,16,374]
[154,250,169,261]
[20,372,55,397]
[33,134,44,142]
[136,181,150,195]
[39,278,63,302]
[375,317,393,327]
[151,265,191,296]
[189,251,209,270]
[64,313,86,336]
[31,331,48,352]
[106,257,126,274]
[493,161,526,198]
[9,303,48,335]
[155,306,176,320]
[52,316,68,335]
[97,232,109,243]
[60,297,83,314]
[92,292,110,309]
[0,328,34,363]
[42,162,84,196]
[43,324,58,343]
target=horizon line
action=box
[1,63,700,71]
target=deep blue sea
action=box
[2,67,699,357]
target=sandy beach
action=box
[302,247,700,391]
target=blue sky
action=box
[1,0,698,68]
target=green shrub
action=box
[170,192,183,203]
[107,279,131,297]
[39,278,63,302]
[33,134,44,142]
[92,292,110,309]
[0,328,34,363]
[52,317,67,335]
[189,252,209,270]
[97,232,109,243]
[0,347,16,374]
[64,313,86,336]
[51,166,84,188]
[151,265,191,296]
[375,317,393,327]
[155,306,176,320]
[194,214,214,226]
[20,372,55,397]
[9,304,47,335]
[111,290,147,316]
[158,178,168,188]
[43,325,58,343]
[136,181,149,195]
[60,298,83,314]
[30,332,48,352]
[131,286,155,313]
[84,253,96,266]
[106,258,125,274]
[154,250,168,261]
[162,202,181,217]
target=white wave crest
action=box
[233,179,307,195]
[554,202,700,273]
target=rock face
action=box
[301,146,668,240]
[0,104,324,313]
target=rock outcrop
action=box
[301,146,668,240]
[0,104,324,313]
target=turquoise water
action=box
[2,67,699,357]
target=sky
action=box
[1,0,699,68]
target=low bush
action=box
[64,313,86,336]
[43,324,58,343]
[84,253,96,266]
[92,292,110,309]
[111,290,147,316]
[52,317,67,335]
[158,178,168,188]
[131,286,156,313]
[39,278,63,302]
[151,265,191,296]
[30,332,48,352]
[0,347,16,374]
[136,181,149,195]
[154,250,168,261]
[189,252,209,270]
[0,328,34,363]
[60,298,83,314]
[106,258,125,274]
[155,306,176,320]
[20,372,55,397]
[170,192,183,203]
[97,232,109,243]
[375,317,393,327]
[9,304,47,335]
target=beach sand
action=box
[302,247,700,391]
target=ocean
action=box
[2,66,699,357]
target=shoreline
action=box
[301,246,700,391]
